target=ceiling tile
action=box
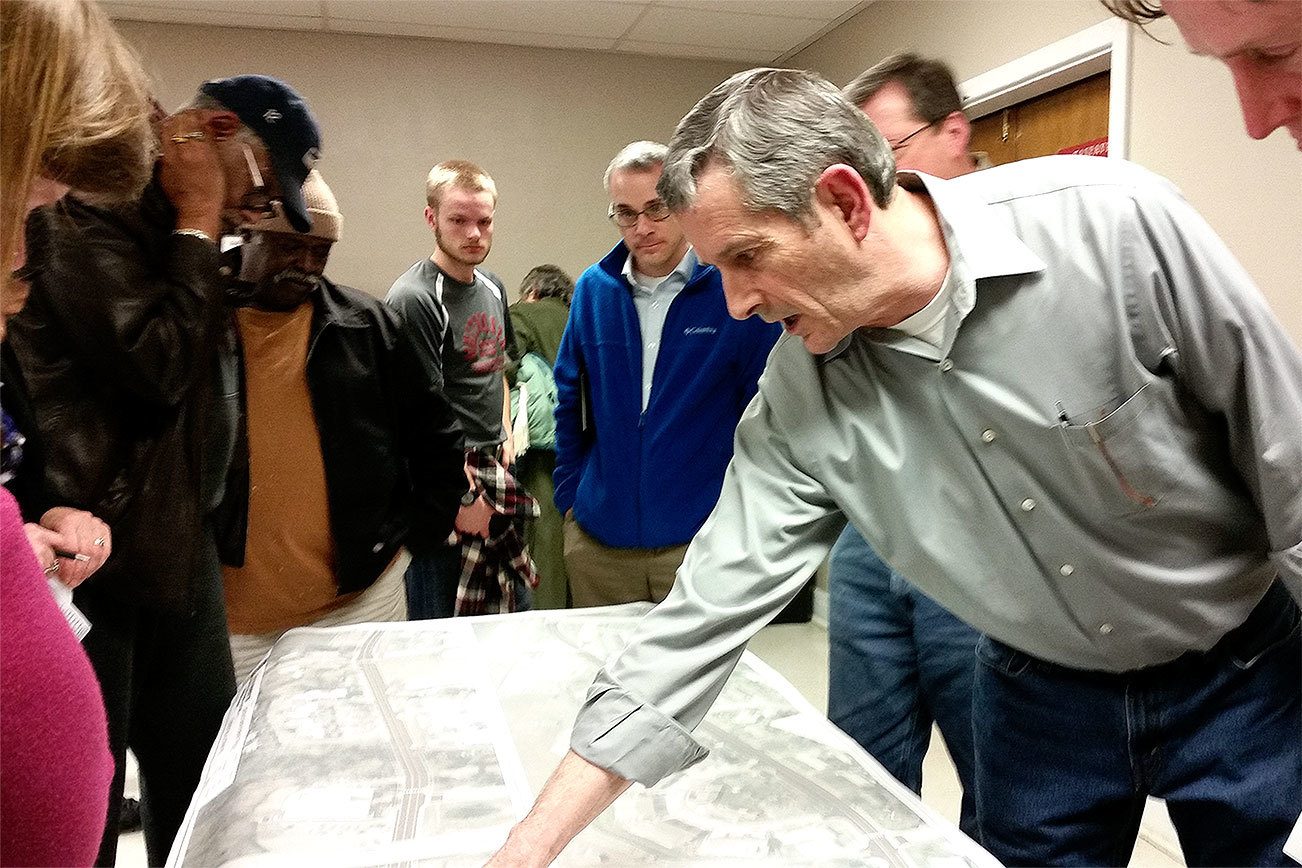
[326,17,616,52]
[617,39,770,64]
[104,0,318,17]
[103,0,875,64]
[656,0,863,19]
[325,0,642,40]
[622,5,825,52]
[105,1,322,30]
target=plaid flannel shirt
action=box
[452,448,541,615]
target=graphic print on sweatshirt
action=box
[462,310,505,374]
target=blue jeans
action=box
[404,543,534,620]
[974,581,1301,866]
[405,544,461,620]
[827,525,980,840]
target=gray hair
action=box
[603,140,668,192]
[658,68,895,222]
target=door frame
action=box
[959,19,1133,159]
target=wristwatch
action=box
[460,488,478,507]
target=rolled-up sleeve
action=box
[570,677,709,785]
[570,356,846,784]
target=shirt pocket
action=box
[1054,383,1180,517]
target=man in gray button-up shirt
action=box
[489,69,1302,868]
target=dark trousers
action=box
[827,525,980,841]
[404,542,533,619]
[404,543,462,620]
[974,581,1301,866]
[75,539,236,866]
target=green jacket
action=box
[509,296,569,367]
[510,352,558,452]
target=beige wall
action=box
[790,1,1300,342]
[118,11,1298,333]
[116,20,744,299]
[790,0,1111,87]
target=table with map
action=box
[168,605,998,867]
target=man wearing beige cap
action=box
[215,170,464,683]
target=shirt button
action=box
[1059,563,1075,576]
[372,542,384,553]
[1020,498,1036,512]
[1099,623,1114,635]
[939,358,954,372]
[981,429,997,443]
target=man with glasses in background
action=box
[552,141,779,607]
[846,53,990,177]
[9,75,321,866]
[813,52,989,842]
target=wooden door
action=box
[970,71,1110,165]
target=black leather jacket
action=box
[214,277,464,595]
[8,180,233,615]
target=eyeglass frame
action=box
[607,200,672,229]
[889,122,934,153]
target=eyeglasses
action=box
[889,123,933,153]
[608,200,671,228]
[239,143,277,219]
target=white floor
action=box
[118,619,1187,867]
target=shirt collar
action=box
[621,246,698,292]
[897,170,1045,282]
[822,171,1045,365]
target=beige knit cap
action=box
[244,169,342,241]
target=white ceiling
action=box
[101,0,872,64]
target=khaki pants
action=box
[229,549,409,685]
[563,515,688,607]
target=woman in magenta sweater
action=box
[0,489,113,867]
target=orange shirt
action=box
[223,303,352,633]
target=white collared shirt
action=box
[622,248,698,411]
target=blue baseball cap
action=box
[199,75,322,232]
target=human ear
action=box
[814,164,873,242]
[940,111,972,157]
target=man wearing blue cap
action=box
[9,75,321,866]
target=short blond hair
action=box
[425,159,497,210]
[1,0,155,292]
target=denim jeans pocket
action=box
[977,634,1032,677]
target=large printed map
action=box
[169,606,998,867]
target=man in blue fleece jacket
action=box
[553,141,780,607]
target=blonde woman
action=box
[1,1,153,865]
